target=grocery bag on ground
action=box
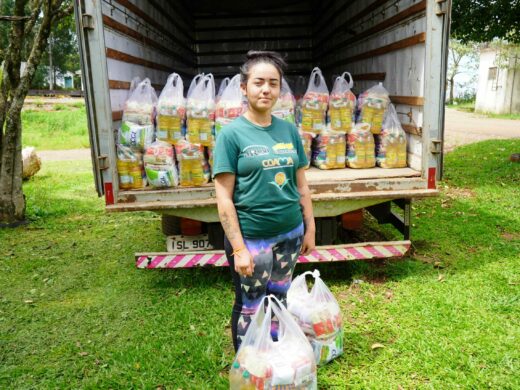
[357,83,390,134]
[312,126,347,170]
[347,122,376,168]
[187,73,215,146]
[215,74,244,137]
[216,77,230,103]
[329,72,356,133]
[156,73,186,145]
[116,144,146,189]
[143,141,178,188]
[272,78,296,124]
[301,67,329,135]
[376,103,407,168]
[287,270,343,365]
[176,139,210,187]
[229,295,317,390]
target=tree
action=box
[447,39,479,104]
[451,0,520,44]
[0,0,73,226]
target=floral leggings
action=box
[224,223,304,352]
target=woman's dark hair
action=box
[240,50,287,84]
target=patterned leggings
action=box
[224,223,304,352]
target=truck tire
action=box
[161,215,181,236]
[208,222,225,250]
[315,217,338,246]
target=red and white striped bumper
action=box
[136,241,411,269]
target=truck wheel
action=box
[208,222,225,249]
[161,215,181,236]
[315,217,338,245]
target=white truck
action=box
[74,0,450,269]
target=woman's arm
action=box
[296,168,316,255]
[214,173,254,276]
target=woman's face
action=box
[241,62,281,114]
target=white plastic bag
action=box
[118,121,155,150]
[357,83,390,134]
[301,67,329,135]
[116,144,146,189]
[125,76,141,103]
[376,103,407,168]
[216,77,230,103]
[156,73,186,145]
[143,141,178,188]
[215,74,244,137]
[229,295,317,390]
[311,126,347,170]
[272,78,296,123]
[187,73,204,99]
[176,139,211,187]
[122,78,157,126]
[329,72,356,133]
[187,73,215,146]
[346,122,375,168]
[287,270,343,365]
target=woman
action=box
[212,51,316,352]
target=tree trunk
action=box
[449,77,455,104]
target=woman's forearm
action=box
[299,185,315,233]
[217,198,246,250]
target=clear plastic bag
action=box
[175,139,210,187]
[272,78,296,124]
[357,83,390,135]
[329,72,356,133]
[122,78,157,126]
[376,104,407,168]
[229,295,317,390]
[294,75,307,127]
[301,67,329,135]
[300,131,313,170]
[118,121,155,151]
[116,145,146,190]
[187,73,215,146]
[346,122,376,168]
[312,127,347,170]
[287,270,343,365]
[215,74,244,137]
[216,77,230,104]
[143,141,178,188]
[156,73,186,145]
[125,76,141,103]
[187,73,204,99]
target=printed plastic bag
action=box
[346,123,376,168]
[287,270,343,365]
[229,295,317,390]
[301,67,329,135]
[143,141,178,188]
[118,121,155,150]
[376,104,407,168]
[216,77,230,103]
[300,131,313,170]
[156,73,186,145]
[272,78,296,124]
[329,72,356,133]
[215,74,244,137]
[175,140,210,187]
[357,83,390,134]
[122,78,157,126]
[312,127,347,170]
[187,73,215,146]
[116,144,146,189]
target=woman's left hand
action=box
[300,230,316,255]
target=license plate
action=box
[166,234,213,252]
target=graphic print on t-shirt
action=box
[269,171,289,190]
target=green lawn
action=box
[1,139,519,389]
[22,104,89,150]
[446,102,520,120]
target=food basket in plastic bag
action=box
[156,73,186,145]
[272,78,296,124]
[215,74,244,137]
[229,295,317,390]
[287,270,343,365]
[376,103,407,168]
[312,126,347,170]
[143,141,178,188]
[300,131,313,170]
[357,83,390,135]
[122,78,157,126]
[329,72,356,133]
[301,68,329,135]
[187,73,215,146]
[347,123,376,169]
[116,144,146,190]
[216,77,230,104]
[175,139,210,187]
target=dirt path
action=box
[38,149,91,162]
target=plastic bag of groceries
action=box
[229,295,317,390]
[300,131,313,170]
[175,139,210,187]
[187,73,215,147]
[156,73,186,145]
[143,141,178,188]
[215,74,244,137]
[287,270,343,365]
[216,77,230,104]
[125,76,141,103]
[272,78,296,123]
[187,73,204,99]
[376,103,407,168]
[118,121,155,151]
[347,122,376,168]
[122,78,157,125]
[294,75,307,126]
[116,144,146,189]
[329,72,356,133]
[301,67,329,135]
[312,126,347,170]
[357,83,390,135]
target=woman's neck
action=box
[244,107,272,127]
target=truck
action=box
[74,0,450,269]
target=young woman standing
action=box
[212,51,316,351]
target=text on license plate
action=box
[166,234,213,252]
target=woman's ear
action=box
[240,82,247,97]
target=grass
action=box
[446,101,520,119]
[1,139,519,388]
[22,103,89,150]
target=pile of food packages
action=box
[116,69,408,190]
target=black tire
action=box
[315,217,338,245]
[161,215,181,236]
[208,222,225,249]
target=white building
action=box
[475,47,520,114]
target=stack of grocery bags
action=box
[229,271,343,390]
[115,68,408,190]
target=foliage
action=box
[447,39,479,104]
[451,0,520,43]
[0,139,519,388]
[490,41,520,71]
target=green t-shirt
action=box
[212,115,308,238]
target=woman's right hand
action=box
[234,248,254,277]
